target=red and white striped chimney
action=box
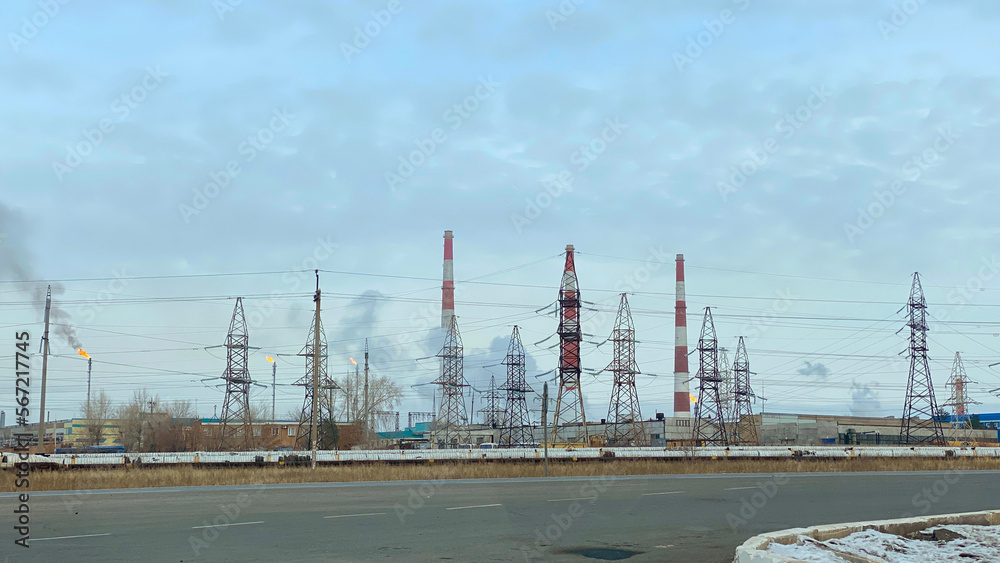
[673,253,691,418]
[441,230,455,329]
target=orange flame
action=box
[266,356,275,363]
[349,357,358,365]
[77,349,90,359]
[689,394,697,403]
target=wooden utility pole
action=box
[37,286,52,453]
[311,271,321,469]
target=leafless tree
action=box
[331,372,402,422]
[80,389,114,446]
[146,399,197,452]
[116,389,159,452]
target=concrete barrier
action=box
[733,509,1000,562]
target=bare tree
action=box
[331,373,401,422]
[166,399,194,419]
[80,389,115,446]
[367,374,403,415]
[116,389,160,452]
[146,399,197,452]
[249,401,270,422]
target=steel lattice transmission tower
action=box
[433,315,470,447]
[481,376,503,428]
[944,352,979,422]
[731,336,760,446]
[605,294,646,446]
[900,272,946,446]
[692,307,728,446]
[551,245,588,445]
[219,298,253,450]
[499,326,533,447]
[295,312,337,450]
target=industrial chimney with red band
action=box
[442,230,455,329]
[673,253,691,418]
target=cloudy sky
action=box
[2,0,999,425]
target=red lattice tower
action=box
[944,351,979,422]
[550,245,588,445]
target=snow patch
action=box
[767,524,1000,562]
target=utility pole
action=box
[311,270,321,469]
[363,339,370,444]
[37,286,52,453]
[294,316,334,451]
[542,382,549,478]
[268,357,276,420]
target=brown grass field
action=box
[4,457,1000,492]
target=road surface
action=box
[2,470,998,562]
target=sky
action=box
[1,0,999,426]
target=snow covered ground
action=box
[768,524,1000,562]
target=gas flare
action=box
[77,349,90,359]
[349,357,358,365]
[266,356,275,363]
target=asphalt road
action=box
[2,470,999,562]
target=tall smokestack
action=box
[442,230,455,329]
[673,254,691,418]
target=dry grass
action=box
[4,457,1000,492]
